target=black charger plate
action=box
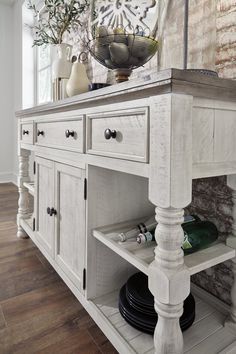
[119,302,195,334]
[119,284,195,334]
[126,272,154,308]
[126,293,157,317]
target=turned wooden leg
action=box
[149,207,190,354]
[17,149,31,239]
[148,93,193,353]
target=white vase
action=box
[52,43,73,80]
[66,61,90,97]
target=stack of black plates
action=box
[119,272,195,335]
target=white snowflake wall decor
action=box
[91,0,157,32]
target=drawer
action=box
[20,123,34,144]
[36,118,84,153]
[87,108,149,163]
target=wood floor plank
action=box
[0,306,6,331]
[1,283,93,349]
[0,243,36,262]
[1,282,72,324]
[8,312,100,354]
[87,324,118,354]
[35,329,102,354]
[0,327,11,354]
[0,255,59,302]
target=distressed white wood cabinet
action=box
[16,69,236,354]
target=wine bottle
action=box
[118,215,156,242]
[182,221,218,254]
[136,215,199,244]
[136,217,218,253]
[136,230,155,244]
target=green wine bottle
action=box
[136,217,218,255]
[182,221,218,254]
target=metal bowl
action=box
[88,34,158,82]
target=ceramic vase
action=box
[52,43,73,80]
[66,61,90,97]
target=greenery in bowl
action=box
[27,0,90,46]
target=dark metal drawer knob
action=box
[23,130,29,135]
[104,129,117,140]
[47,207,57,216]
[65,130,75,138]
[37,130,44,136]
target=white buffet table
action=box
[16,69,236,354]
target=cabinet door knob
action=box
[37,130,44,136]
[104,129,117,140]
[47,207,57,216]
[50,208,57,216]
[65,130,75,138]
[23,130,29,135]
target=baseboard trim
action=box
[0,172,14,184]
[0,173,18,186]
[191,283,230,314]
[11,173,18,186]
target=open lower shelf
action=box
[93,219,236,276]
[23,181,35,196]
[92,289,236,354]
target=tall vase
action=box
[52,43,73,80]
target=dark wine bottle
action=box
[182,221,218,254]
[136,217,218,254]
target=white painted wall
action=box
[0,3,14,182]
[12,0,25,183]
[12,0,35,182]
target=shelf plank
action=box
[218,341,236,354]
[23,182,35,196]
[183,312,225,352]
[93,220,236,277]
[185,328,236,354]
[185,243,236,275]
[93,229,151,276]
[92,289,236,354]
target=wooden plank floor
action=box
[0,183,118,354]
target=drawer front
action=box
[87,108,149,162]
[36,118,84,152]
[20,123,34,144]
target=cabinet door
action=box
[35,157,55,257]
[55,163,86,292]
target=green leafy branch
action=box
[27,0,90,46]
